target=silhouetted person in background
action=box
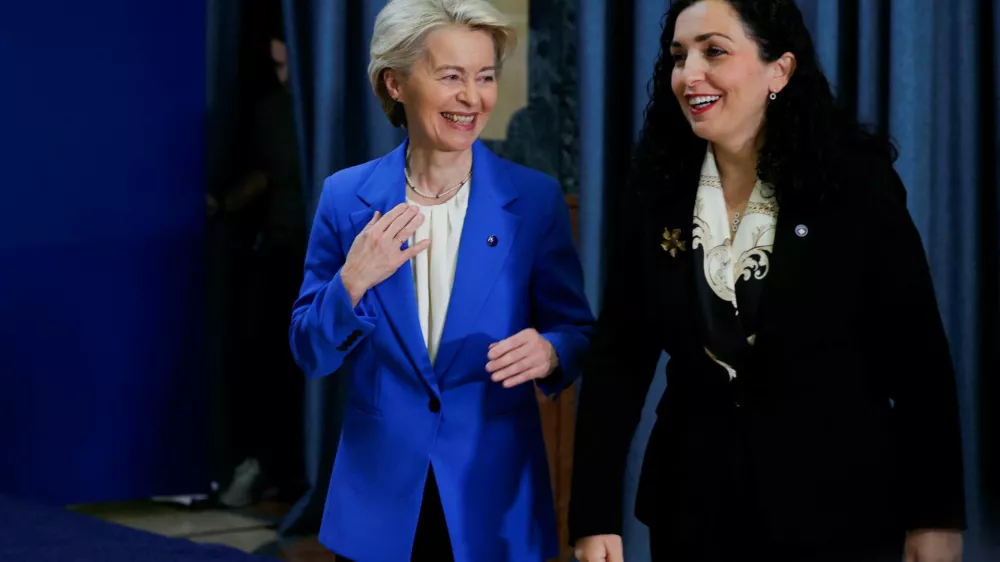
[210,25,306,508]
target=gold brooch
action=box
[661,228,687,257]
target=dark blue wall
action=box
[0,1,207,504]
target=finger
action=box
[581,546,606,562]
[383,205,421,241]
[487,343,530,374]
[501,366,549,388]
[487,330,534,361]
[490,356,530,382]
[373,203,411,233]
[361,210,381,233]
[399,239,431,262]
[393,209,426,243]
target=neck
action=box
[711,134,761,201]
[406,141,472,197]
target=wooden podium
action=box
[535,194,580,562]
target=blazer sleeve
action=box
[289,176,379,379]
[568,184,663,543]
[531,182,597,397]
[869,169,966,531]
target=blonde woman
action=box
[288,1,594,560]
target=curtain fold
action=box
[576,1,999,560]
[204,0,242,492]
[577,2,672,559]
[799,0,998,557]
[277,0,405,536]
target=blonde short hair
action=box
[369,0,517,127]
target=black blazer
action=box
[568,159,966,553]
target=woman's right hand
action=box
[340,202,430,306]
[574,534,624,562]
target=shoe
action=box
[218,457,263,508]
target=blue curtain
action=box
[577,1,670,558]
[576,0,999,560]
[795,2,999,558]
[0,0,208,504]
[204,0,243,491]
[277,0,405,536]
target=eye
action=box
[670,52,686,65]
[706,46,727,58]
[442,74,460,81]
[479,75,496,83]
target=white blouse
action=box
[406,180,471,364]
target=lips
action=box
[687,94,721,115]
[441,112,475,125]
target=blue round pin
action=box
[795,224,808,237]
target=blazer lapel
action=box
[351,139,436,385]
[752,190,817,350]
[432,141,521,378]
[654,169,702,353]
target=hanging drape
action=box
[0,0,209,504]
[277,0,405,536]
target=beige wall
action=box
[481,0,529,140]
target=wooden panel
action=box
[536,194,580,561]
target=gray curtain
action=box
[575,1,999,560]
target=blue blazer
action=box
[289,139,595,562]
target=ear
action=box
[384,69,405,103]
[768,52,797,94]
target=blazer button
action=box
[428,397,441,413]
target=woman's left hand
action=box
[905,529,963,562]
[486,329,558,388]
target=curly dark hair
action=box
[631,0,897,203]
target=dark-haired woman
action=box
[569,1,965,561]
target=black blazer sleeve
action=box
[568,186,662,543]
[869,168,967,531]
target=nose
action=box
[456,77,480,107]
[681,55,707,87]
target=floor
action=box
[71,500,337,561]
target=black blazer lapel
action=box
[752,190,819,353]
[651,175,702,356]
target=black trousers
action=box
[649,532,904,562]
[338,468,454,562]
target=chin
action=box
[440,129,485,152]
[439,137,476,152]
[689,122,718,143]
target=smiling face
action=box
[669,0,792,151]
[384,25,498,153]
